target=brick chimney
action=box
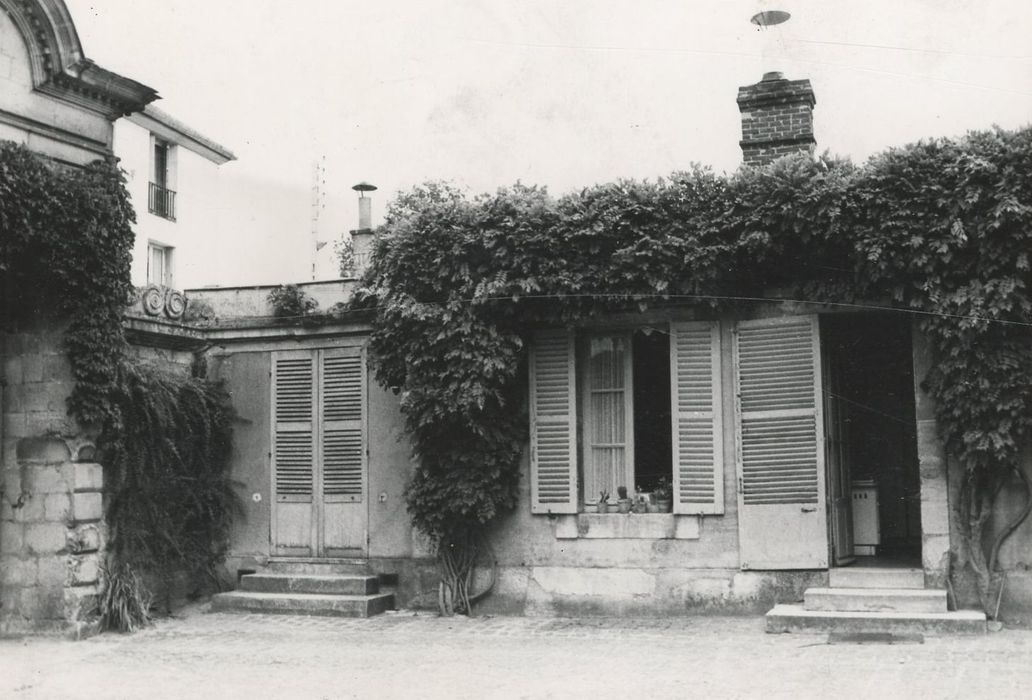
[736,71,816,167]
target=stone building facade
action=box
[0,0,156,636]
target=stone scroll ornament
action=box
[141,285,165,316]
[140,285,188,320]
[164,289,187,320]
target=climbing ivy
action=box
[0,142,134,425]
[360,126,1032,615]
[1,142,236,629]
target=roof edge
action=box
[127,106,236,164]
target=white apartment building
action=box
[115,106,235,290]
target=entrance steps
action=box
[211,561,395,618]
[766,567,986,635]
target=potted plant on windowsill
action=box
[616,486,632,513]
[632,487,648,514]
[653,477,673,513]
[597,490,611,514]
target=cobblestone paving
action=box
[2,609,1032,699]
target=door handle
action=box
[801,506,817,513]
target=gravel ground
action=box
[1,608,1031,699]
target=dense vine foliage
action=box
[361,127,1032,615]
[1,142,134,424]
[1,142,236,629]
[102,363,235,627]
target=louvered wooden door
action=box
[734,316,828,569]
[272,348,367,557]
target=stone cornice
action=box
[1,0,158,118]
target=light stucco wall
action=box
[210,328,823,614]
[116,119,230,290]
[0,10,112,165]
[212,336,428,577]
[209,318,1032,618]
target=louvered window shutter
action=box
[273,353,315,502]
[530,329,578,514]
[321,350,365,502]
[670,321,724,515]
[735,316,823,505]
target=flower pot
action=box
[584,502,598,513]
[656,499,672,513]
[597,501,610,514]
[631,502,647,514]
[617,498,632,514]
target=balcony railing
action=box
[148,182,177,222]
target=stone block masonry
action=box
[1,444,105,637]
[2,325,105,638]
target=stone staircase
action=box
[211,560,395,618]
[766,566,986,634]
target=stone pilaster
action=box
[911,326,951,588]
[2,325,105,638]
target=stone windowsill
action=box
[553,513,700,540]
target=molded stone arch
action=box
[0,0,156,117]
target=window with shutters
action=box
[580,330,671,503]
[530,323,724,516]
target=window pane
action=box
[585,335,629,499]
[153,142,168,187]
[149,246,163,284]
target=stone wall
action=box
[186,280,355,321]
[1,323,104,637]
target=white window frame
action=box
[147,242,174,287]
[579,332,636,505]
[529,321,725,517]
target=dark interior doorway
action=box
[822,313,922,566]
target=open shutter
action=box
[530,329,578,514]
[321,350,365,503]
[670,321,724,515]
[272,353,315,502]
[734,315,827,569]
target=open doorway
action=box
[821,313,922,568]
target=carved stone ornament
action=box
[137,285,188,320]
[165,289,187,319]
[141,285,165,316]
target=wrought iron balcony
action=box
[148,182,177,222]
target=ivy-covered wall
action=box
[358,125,1032,618]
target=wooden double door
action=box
[271,347,368,557]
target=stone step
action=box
[211,591,395,618]
[266,558,371,576]
[241,573,379,596]
[829,567,924,590]
[804,587,947,614]
[766,604,986,635]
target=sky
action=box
[63,0,1032,283]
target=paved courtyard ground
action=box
[2,608,1032,699]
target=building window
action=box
[148,138,177,221]
[580,332,672,503]
[147,243,174,287]
[529,322,724,516]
